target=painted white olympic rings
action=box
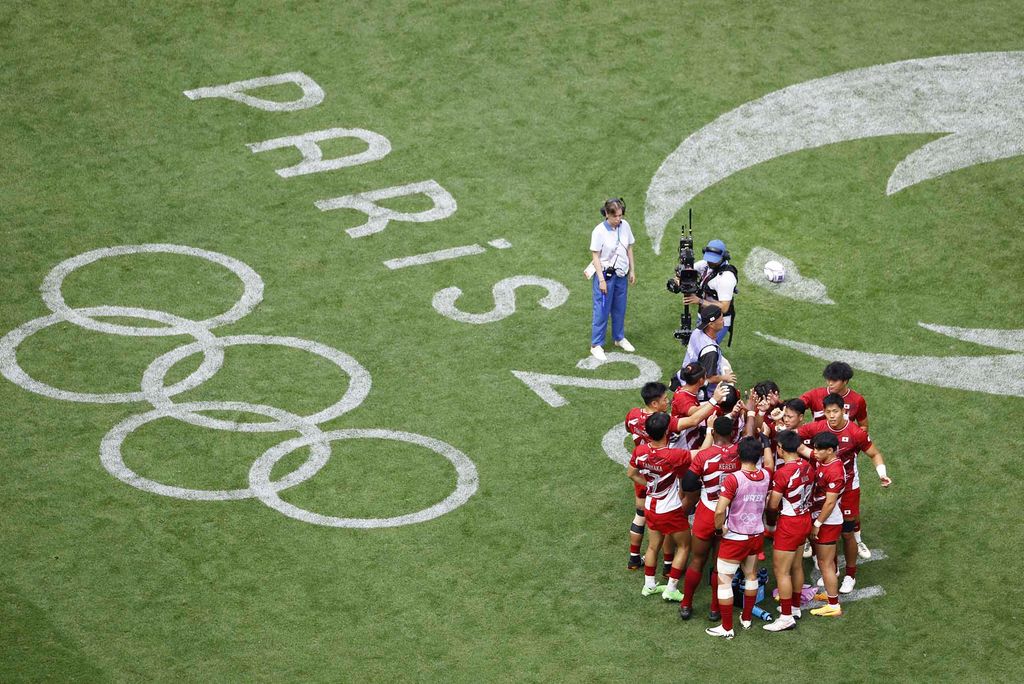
[0,244,478,528]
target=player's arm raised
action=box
[761,439,775,474]
[672,383,727,432]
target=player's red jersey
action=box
[800,386,868,424]
[798,419,872,490]
[688,443,739,511]
[811,458,845,525]
[670,389,704,448]
[624,407,654,446]
[772,458,814,516]
[631,444,691,514]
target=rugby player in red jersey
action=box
[669,363,727,450]
[627,377,723,574]
[706,437,771,639]
[798,393,891,592]
[800,361,869,430]
[763,429,814,631]
[626,412,694,601]
[677,416,738,620]
[808,432,845,617]
[768,397,815,558]
[623,382,671,570]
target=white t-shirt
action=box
[590,220,635,275]
[696,260,737,325]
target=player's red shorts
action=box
[691,502,719,541]
[814,522,842,544]
[634,483,646,499]
[774,514,812,552]
[718,534,763,562]
[646,506,690,534]
[840,486,860,519]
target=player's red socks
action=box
[710,573,720,611]
[845,566,857,579]
[742,593,755,622]
[780,597,793,617]
[828,594,839,606]
[669,565,682,581]
[644,565,656,578]
[721,601,734,631]
[629,544,641,555]
[682,568,701,608]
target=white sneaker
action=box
[763,615,796,632]
[840,575,856,594]
[740,619,752,630]
[802,541,812,558]
[857,541,871,559]
[816,576,824,587]
[705,625,735,640]
[614,338,635,352]
[590,345,606,361]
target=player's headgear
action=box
[702,239,730,265]
[645,411,670,441]
[640,381,668,406]
[738,436,762,463]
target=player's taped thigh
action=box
[717,584,734,601]
[716,558,740,575]
[744,579,759,591]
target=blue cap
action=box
[703,239,728,264]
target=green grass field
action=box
[3,1,1024,680]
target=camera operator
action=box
[682,305,736,399]
[588,198,636,361]
[682,239,738,345]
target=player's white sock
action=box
[667,578,679,592]
[854,530,863,543]
[644,574,657,589]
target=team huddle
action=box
[624,360,891,639]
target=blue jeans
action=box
[591,273,628,346]
[716,325,730,344]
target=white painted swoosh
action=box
[756,331,1024,398]
[645,52,1024,254]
